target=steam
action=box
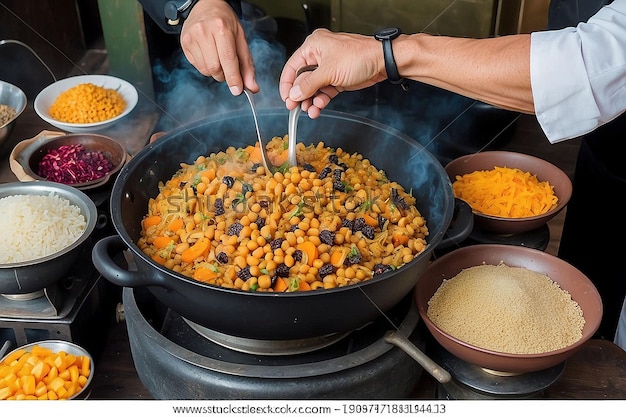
[152,20,287,132]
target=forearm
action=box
[394,33,534,114]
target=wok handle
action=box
[384,331,452,384]
[437,198,473,250]
[92,235,172,289]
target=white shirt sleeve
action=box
[531,1,626,143]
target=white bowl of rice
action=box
[0,181,97,295]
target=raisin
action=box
[333,169,343,181]
[222,176,235,188]
[269,238,284,250]
[352,217,366,232]
[237,266,252,281]
[345,251,362,265]
[361,225,375,239]
[255,217,265,229]
[319,263,336,278]
[339,162,348,171]
[214,198,225,215]
[328,154,339,165]
[341,219,353,230]
[391,188,410,210]
[333,181,345,192]
[373,263,392,276]
[302,163,315,173]
[319,230,335,246]
[319,166,331,180]
[378,214,387,230]
[216,252,229,264]
[228,222,244,236]
[241,183,253,195]
[293,250,303,262]
[275,264,290,277]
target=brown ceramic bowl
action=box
[445,151,572,234]
[414,244,602,374]
[16,133,127,190]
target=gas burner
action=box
[431,344,565,399]
[2,290,45,302]
[183,318,351,355]
[467,223,550,251]
[123,287,426,399]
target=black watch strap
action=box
[374,27,409,91]
[165,0,199,26]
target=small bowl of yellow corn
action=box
[34,74,138,133]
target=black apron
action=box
[550,0,626,341]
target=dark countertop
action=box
[2,101,626,400]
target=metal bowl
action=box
[16,133,127,190]
[0,340,94,399]
[0,80,27,146]
[414,244,602,374]
[445,151,572,234]
[0,181,97,295]
[34,74,138,133]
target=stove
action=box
[431,344,565,399]
[122,286,425,399]
[0,190,117,355]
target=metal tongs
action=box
[243,88,275,174]
[287,65,318,167]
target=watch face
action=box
[375,27,401,40]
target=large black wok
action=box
[92,109,458,340]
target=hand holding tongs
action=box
[288,65,318,167]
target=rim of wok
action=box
[111,108,454,297]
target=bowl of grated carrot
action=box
[34,74,138,133]
[445,151,572,235]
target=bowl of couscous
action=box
[414,244,602,374]
[445,151,572,235]
[0,80,27,146]
[34,75,138,133]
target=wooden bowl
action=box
[445,151,572,234]
[414,244,602,374]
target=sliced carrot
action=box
[270,149,289,166]
[361,213,379,227]
[392,234,409,247]
[193,267,218,282]
[2,348,25,365]
[168,218,184,232]
[153,236,174,249]
[330,248,347,268]
[247,145,262,163]
[142,215,162,229]
[181,237,210,263]
[296,241,318,266]
[273,277,288,292]
[297,279,311,291]
[30,345,53,358]
[151,254,167,265]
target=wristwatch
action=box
[374,27,409,91]
[165,0,199,26]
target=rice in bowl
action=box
[0,193,87,264]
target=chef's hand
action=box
[279,29,386,118]
[181,0,259,95]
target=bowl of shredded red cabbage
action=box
[12,133,127,190]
